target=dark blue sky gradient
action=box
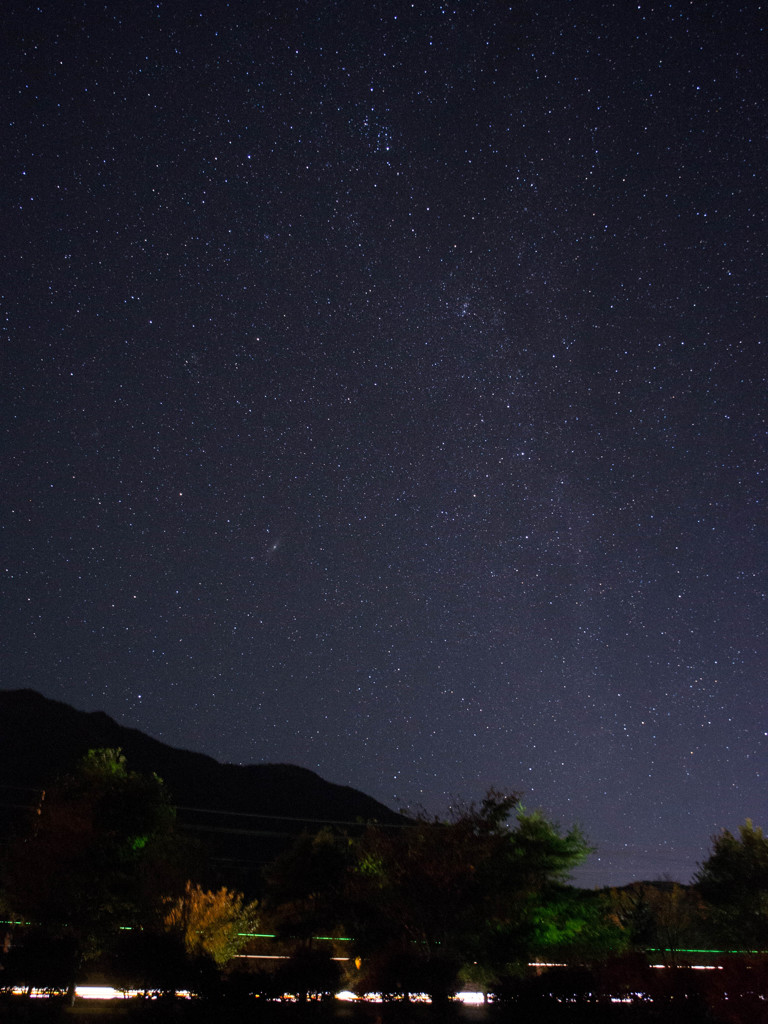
[2,0,765,887]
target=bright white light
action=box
[76,987,124,1000]
[456,991,486,1004]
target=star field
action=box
[2,0,765,887]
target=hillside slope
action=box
[0,689,404,887]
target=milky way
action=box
[2,0,765,886]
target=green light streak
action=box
[238,932,352,941]
[648,947,759,954]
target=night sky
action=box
[2,0,765,888]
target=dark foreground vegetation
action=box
[1,749,766,1023]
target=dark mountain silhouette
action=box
[0,689,405,890]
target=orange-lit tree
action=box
[163,880,258,966]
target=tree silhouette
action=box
[4,748,185,999]
[695,819,768,951]
[347,792,591,1001]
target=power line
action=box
[175,804,407,829]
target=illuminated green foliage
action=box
[80,747,128,778]
[347,792,592,999]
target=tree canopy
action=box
[3,749,765,1007]
[695,819,768,951]
[3,748,186,992]
[335,792,591,999]
[164,881,259,966]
